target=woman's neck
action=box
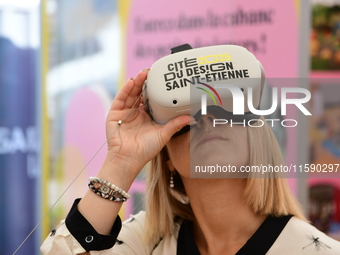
[182,178,266,255]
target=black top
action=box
[177,214,292,255]
[65,199,292,254]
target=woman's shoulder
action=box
[267,216,340,255]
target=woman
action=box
[41,69,340,255]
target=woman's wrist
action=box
[96,154,143,192]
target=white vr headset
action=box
[143,44,265,127]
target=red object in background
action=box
[333,188,340,222]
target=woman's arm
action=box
[41,70,192,254]
[77,69,192,235]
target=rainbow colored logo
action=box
[196,82,223,106]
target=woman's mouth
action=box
[196,133,228,147]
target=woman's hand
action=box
[105,70,192,177]
[77,70,191,237]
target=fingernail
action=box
[128,77,134,81]
[140,68,150,73]
[188,116,197,125]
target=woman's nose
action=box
[195,114,215,130]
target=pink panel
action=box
[64,87,110,178]
[126,0,298,79]
[123,1,301,195]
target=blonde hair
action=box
[145,116,307,244]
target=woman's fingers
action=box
[123,70,148,109]
[111,70,148,111]
[110,78,134,110]
[160,115,194,143]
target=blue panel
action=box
[0,35,39,255]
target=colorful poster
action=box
[308,78,340,240]
[311,4,340,70]
[308,0,340,240]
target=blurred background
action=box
[0,0,339,254]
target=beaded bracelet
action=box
[88,177,130,201]
[88,181,127,202]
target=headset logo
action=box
[197,82,223,108]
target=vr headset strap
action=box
[171,44,193,54]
